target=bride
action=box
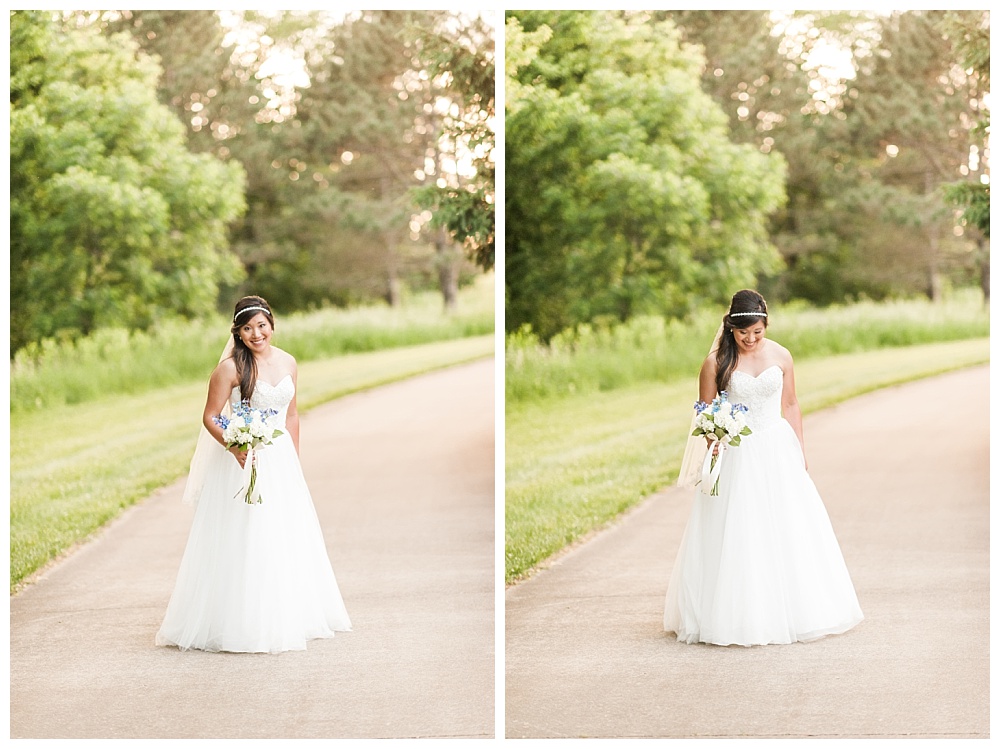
[156,296,351,653]
[664,289,863,646]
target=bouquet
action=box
[691,392,751,496]
[213,401,284,504]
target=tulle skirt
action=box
[664,419,863,646]
[156,435,351,653]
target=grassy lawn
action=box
[10,334,493,592]
[505,337,989,584]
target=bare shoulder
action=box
[211,356,240,388]
[273,347,298,372]
[214,355,239,379]
[766,339,794,369]
[701,352,719,375]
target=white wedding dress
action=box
[664,365,863,646]
[156,375,351,653]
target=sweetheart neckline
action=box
[256,373,293,389]
[232,373,293,392]
[733,364,782,379]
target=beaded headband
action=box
[729,311,767,318]
[234,305,271,322]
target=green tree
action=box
[9,10,246,353]
[100,11,495,313]
[657,11,876,303]
[284,10,444,307]
[504,15,552,115]
[102,10,232,148]
[506,10,786,340]
[665,10,987,305]
[98,10,339,310]
[841,10,983,301]
[412,13,496,275]
[938,10,989,300]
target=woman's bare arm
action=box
[284,359,301,454]
[778,348,807,468]
[202,359,247,466]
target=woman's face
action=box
[237,312,273,354]
[733,322,766,355]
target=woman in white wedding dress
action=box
[664,290,862,646]
[156,296,351,653]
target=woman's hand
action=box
[229,445,248,468]
[705,437,720,456]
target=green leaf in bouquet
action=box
[740,426,752,436]
[730,435,741,447]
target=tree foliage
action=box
[412,13,496,271]
[9,11,246,354]
[937,10,989,239]
[662,10,988,305]
[839,11,985,300]
[505,11,786,340]
[102,10,493,312]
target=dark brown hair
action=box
[715,289,768,394]
[230,296,274,403]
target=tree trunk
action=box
[435,225,459,313]
[386,267,401,307]
[426,106,460,313]
[618,234,638,322]
[926,258,942,302]
[385,230,401,307]
[924,172,943,303]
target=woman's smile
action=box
[734,324,766,352]
[239,313,273,350]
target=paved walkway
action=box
[10,358,495,739]
[506,365,989,739]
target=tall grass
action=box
[11,273,494,412]
[506,290,988,403]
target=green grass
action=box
[10,335,494,592]
[505,338,989,584]
[12,273,494,412]
[506,291,989,404]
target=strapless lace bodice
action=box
[230,374,294,429]
[727,365,783,432]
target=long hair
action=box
[715,289,768,394]
[230,295,274,404]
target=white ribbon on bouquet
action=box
[699,440,728,496]
[236,444,262,504]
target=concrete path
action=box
[506,365,989,739]
[10,358,495,739]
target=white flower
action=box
[716,412,736,434]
